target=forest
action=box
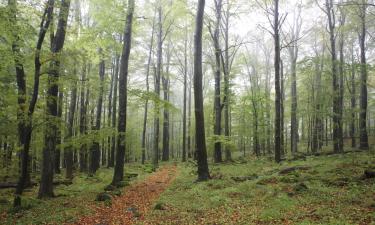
[0,0,374,224]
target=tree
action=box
[287,4,302,155]
[142,13,156,164]
[89,49,105,175]
[358,0,369,149]
[39,0,71,198]
[9,0,55,202]
[273,0,282,163]
[153,5,162,170]
[320,0,343,153]
[111,0,134,186]
[194,0,210,181]
[209,0,223,163]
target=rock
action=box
[125,173,138,179]
[104,185,116,191]
[115,181,129,188]
[95,192,112,202]
[294,183,308,192]
[363,170,375,179]
[256,177,278,185]
[112,190,122,196]
[231,174,258,182]
[279,166,310,175]
[127,206,141,217]
[154,202,166,210]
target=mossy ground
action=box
[0,163,152,224]
[0,149,374,224]
[142,150,375,225]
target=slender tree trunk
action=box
[106,60,114,167]
[290,48,298,155]
[55,90,63,174]
[79,65,88,171]
[212,0,223,163]
[89,50,105,175]
[350,44,356,148]
[65,74,77,180]
[153,5,162,170]
[109,55,119,167]
[325,0,342,153]
[194,0,210,181]
[358,2,369,150]
[162,42,171,161]
[273,0,282,163]
[112,0,134,186]
[280,60,284,157]
[182,33,188,162]
[187,67,192,158]
[142,16,155,164]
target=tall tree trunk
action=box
[109,55,119,167]
[194,0,210,181]
[111,0,134,186]
[312,51,323,153]
[289,46,298,155]
[273,0,281,163]
[280,60,284,157]
[358,1,369,150]
[153,5,162,170]
[187,73,192,158]
[338,12,345,152]
[162,42,171,161]
[107,60,114,166]
[55,90,63,174]
[324,0,342,153]
[65,74,77,180]
[89,50,105,175]
[39,0,71,199]
[79,65,88,172]
[212,0,223,163]
[142,16,155,164]
[223,0,231,161]
[10,0,55,202]
[182,32,188,162]
[350,44,356,148]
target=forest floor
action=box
[0,148,374,225]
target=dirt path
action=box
[74,165,177,225]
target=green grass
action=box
[142,150,375,225]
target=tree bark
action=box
[89,50,105,175]
[142,15,155,164]
[162,42,171,161]
[10,0,55,200]
[212,0,223,163]
[65,74,77,180]
[112,0,134,186]
[39,0,70,199]
[182,32,188,162]
[358,1,369,150]
[153,5,162,170]
[109,55,119,167]
[194,0,210,181]
[324,0,342,153]
[273,0,282,163]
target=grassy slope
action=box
[143,151,375,225]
